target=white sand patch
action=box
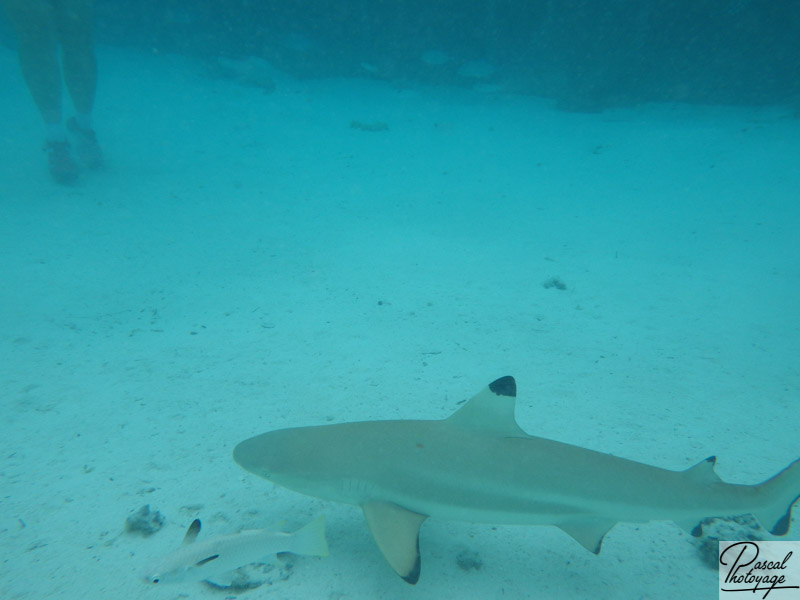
[1,44,798,600]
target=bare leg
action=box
[55,0,97,119]
[1,0,62,125]
[1,0,80,182]
[53,0,102,169]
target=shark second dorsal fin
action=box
[362,501,427,584]
[683,456,721,484]
[183,519,201,545]
[445,376,527,437]
[673,457,721,537]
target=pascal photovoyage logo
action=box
[719,541,800,598]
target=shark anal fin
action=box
[557,519,616,554]
[362,501,427,584]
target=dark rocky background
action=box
[4,0,799,111]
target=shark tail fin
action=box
[754,458,800,536]
[289,515,329,557]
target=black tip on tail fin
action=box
[756,458,800,536]
[770,493,799,536]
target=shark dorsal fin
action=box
[362,501,427,584]
[445,376,526,437]
[183,519,201,545]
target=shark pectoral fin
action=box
[362,501,427,584]
[557,519,616,554]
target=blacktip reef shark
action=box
[142,514,328,585]
[233,376,800,584]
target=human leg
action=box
[56,0,102,168]
[1,0,79,182]
[1,0,63,126]
[55,0,97,119]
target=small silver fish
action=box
[142,514,328,585]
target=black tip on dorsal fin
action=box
[489,376,516,398]
[183,519,201,545]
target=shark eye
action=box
[152,578,159,584]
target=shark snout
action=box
[233,432,295,481]
[233,437,268,475]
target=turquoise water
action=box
[1,4,798,599]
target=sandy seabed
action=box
[1,45,799,599]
